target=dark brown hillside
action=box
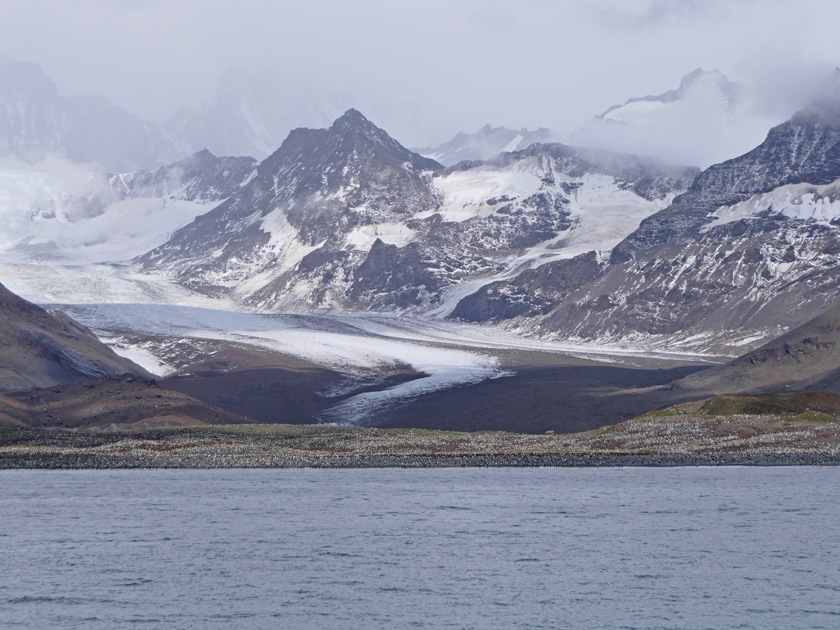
[0,374,251,431]
[0,282,151,391]
[671,299,840,397]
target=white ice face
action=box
[427,159,544,223]
[706,179,840,230]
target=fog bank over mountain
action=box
[0,0,837,150]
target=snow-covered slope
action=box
[456,94,840,354]
[139,110,696,314]
[0,150,256,264]
[142,109,444,305]
[416,125,560,167]
[571,69,778,168]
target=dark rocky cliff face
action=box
[451,251,606,321]
[451,98,840,352]
[139,110,694,312]
[612,104,840,262]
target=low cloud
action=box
[0,0,838,150]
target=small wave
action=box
[117,579,153,587]
[7,595,86,605]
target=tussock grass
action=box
[788,410,838,424]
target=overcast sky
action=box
[1,0,839,146]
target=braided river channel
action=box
[2,467,839,629]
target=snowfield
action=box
[0,162,228,263]
[706,178,840,229]
[426,159,543,222]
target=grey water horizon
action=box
[2,467,839,629]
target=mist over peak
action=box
[416,125,561,167]
[570,68,786,168]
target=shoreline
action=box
[3,419,840,469]
[3,453,840,470]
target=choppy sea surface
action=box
[2,467,839,629]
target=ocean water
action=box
[1,467,839,629]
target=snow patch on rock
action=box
[345,222,417,250]
[706,179,840,230]
[426,159,543,222]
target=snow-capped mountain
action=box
[140,109,695,312]
[454,93,840,353]
[571,68,776,168]
[4,150,256,264]
[416,125,561,167]
[0,55,188,171]
[142,109,444,305]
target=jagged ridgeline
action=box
[454,95,840,352]
[140,109,696,311]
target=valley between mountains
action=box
[3,62,840,456]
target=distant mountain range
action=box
[137,109,695,313]
[415,125,561,167]
[118,85,840,361]
[6,59,840,432]
[6,76,840,359]
[2,57,784,175]
[417,69,779,170]
[0,55,189,171]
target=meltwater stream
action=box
[2,468,839,629]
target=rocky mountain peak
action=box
[0,55,58,101]
[326,108,441,169]
[142,109,445,286]
[260,108,442,185]
[331,107,373,130]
